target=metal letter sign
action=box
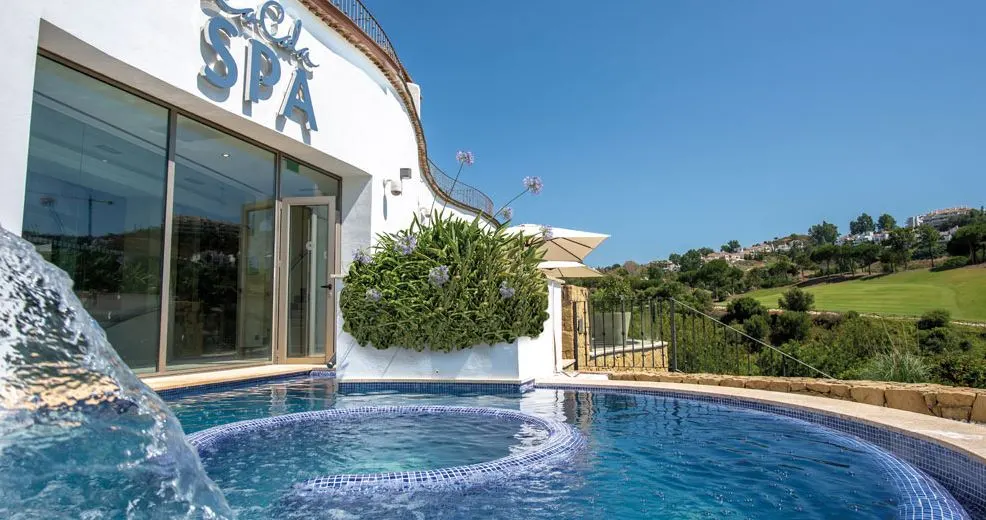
[202,0,319,130]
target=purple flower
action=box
[499,281,516,299]
[456,150,475,166]
[394,234,418,255]
[365,288,382,302]
[523,176,544,195]
[540,225,554,241]
[499,207,514,220]
[353,248,371,265]
[428,265,450,287]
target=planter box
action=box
[591,311,632,344]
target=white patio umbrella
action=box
[507,224,609,262]
[537,261,603,278]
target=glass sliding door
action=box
[21,57,169,373]
[278,197,335,362]
[167,116,276,370]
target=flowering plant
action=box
[341,212,548,352]
[493,176,544,222]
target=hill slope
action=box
[744,266,986,322]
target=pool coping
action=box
[537,378,986,463]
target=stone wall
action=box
[561,285,590,368]
[603,372,986,424]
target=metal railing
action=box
[572,296,833,379]
[428,159,496,217]
[328,0,410,81]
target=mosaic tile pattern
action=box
[187,406,585,494]
[539,383,979,520]
[338,380,532,395]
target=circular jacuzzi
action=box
[188,406,584,495]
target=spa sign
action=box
[201,0,319,131]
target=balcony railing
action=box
[323,0,498,221]
[428,159,496,218]
[328,0,410,82]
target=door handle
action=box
[321,283,333,289]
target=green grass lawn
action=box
[742,266,986,322]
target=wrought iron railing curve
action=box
[428,159,497,218]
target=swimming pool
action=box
[165,376,972,519]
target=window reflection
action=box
[281,158,339,198]
[21,57,168,373]
[167,116,276,369]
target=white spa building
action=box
[0,0,560,381]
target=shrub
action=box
[932,256,968,272]
[860,349,929,383]
[917,309,951,330]
[812,312,844,330]
[770,312,811,344]
[917,327,956,354]
[778,287,814,312]
[929,352,986,388]
[590,276,634,309]
[725,297,767,324]
[340,214,548,352]
[743,314,770,341]
[845,310,861,320]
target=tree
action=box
[678,249,704,272]
[793,251,815,278]
[917,224,941,268]
[853,242,881,274]
[886,227,916,270]
[877,213,897,232]
[778,286,814,312]
[697,247,715,256]
[725,297,767,323]
[948,223,986,264]
[692,259,744,300]
[668,253,682,266]
[849,213,876,235]
[720,240,742,253]
[808,221,839,245]
[810,243,837,273]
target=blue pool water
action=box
[165,377,960,519]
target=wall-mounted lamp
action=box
[384,168,413,196]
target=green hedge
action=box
[340,213,548,352]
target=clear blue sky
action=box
[368,1,986,267]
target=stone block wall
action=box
[561,285,590,368]
[603,372,986,424]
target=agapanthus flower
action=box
[540,225,554,241]
[523,176,544,195]
[365,288,382,302]
[499,281,516,299]
[428,265,450,287]
[352,248,371,265]
[394,234,418,255]
[499,207,514,220]
[456,150,475,166]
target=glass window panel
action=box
[280,158,339,198]
[167,116,275,370]
[21,57,169,373]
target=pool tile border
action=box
[539,382,982,520]
[154,370,334,400]
[187,405,585,494]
